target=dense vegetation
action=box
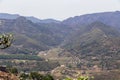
[0,60,60,72]
[0,54,43,60]
[20,72,54,80]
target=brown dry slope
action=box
[0,71,19,80]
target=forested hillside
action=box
[0,11,120,80]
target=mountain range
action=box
[0,11,120,57]
[0,13,60,23]
[0,11,120,80]
[63,11,120,29]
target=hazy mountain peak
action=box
[0,13,60,23]
[41,19,61,23]
[16,16,26,20]
[26,16,42,23]
[115,11,120,13]
[0,13,19,19]
[62,11,120,29]
[14,16,30,24]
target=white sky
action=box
[0,0,120,20]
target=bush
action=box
[0,33,13,49]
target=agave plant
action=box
[0,33,13,49]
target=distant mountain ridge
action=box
[0,13,60,23]
[62,11,120,29]
[0,11,120,78]
[0,11,120,55]
[1,11,120,26]
[0,13,19,19]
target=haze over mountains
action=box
[0,11,120,79]
[63,11,120,29]
[0,13,60,23]
[0,11,120,56]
